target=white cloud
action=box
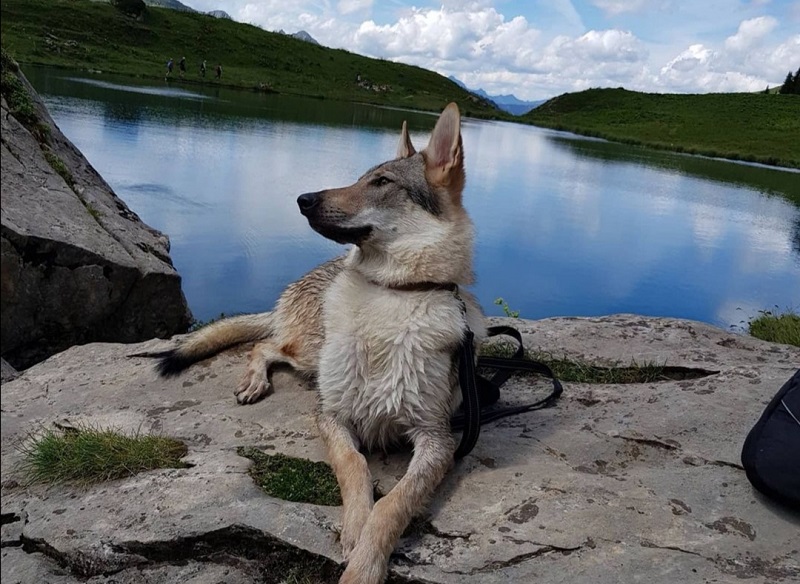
[182,1,799,100]
[724,16,778,52]
[353,7,510,61]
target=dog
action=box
[155,102,486,584]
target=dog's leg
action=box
[318,414,374,560]
[340,429,454,584]
[235,340,301,404]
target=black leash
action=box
[451,325,564,459]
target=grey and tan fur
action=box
[156,103,486,584]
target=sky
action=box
[187,0,800,101]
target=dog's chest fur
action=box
[317,271,467,448]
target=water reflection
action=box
[25,67,800,328]
[548,135,800,202]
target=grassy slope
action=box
[0,0,503,118]
[525,88,800,168]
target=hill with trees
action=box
[779,68,800,94]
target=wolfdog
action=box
[156,103,486,583]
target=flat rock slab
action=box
[1,315,798,583]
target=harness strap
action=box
[452,325,564,459]
[453,330,480,458]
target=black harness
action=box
[377,280,564,459]
[452,324,563,458]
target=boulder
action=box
[0,55,192,369]
[1,315,798,583]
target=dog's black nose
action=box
[297,192,320,215]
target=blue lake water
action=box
[25,68,800,330]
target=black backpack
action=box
[741,369,800,510]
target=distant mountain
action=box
[291,30,320,45]
[275,29,321,45]
[206,10,231,19]
[143,0,195,11]
[448,76,545,115]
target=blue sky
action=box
[188,1,800,100]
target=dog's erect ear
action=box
[424,103,464,198]
[396,121,416,159]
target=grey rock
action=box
[1,58,192,369]
[1,315,798,583]
[1,358,19,382]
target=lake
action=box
[24,68,800,331]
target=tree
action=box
[779,71,794,94]
[793,67,800,95]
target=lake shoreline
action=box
[21,66,800,331]
[15,60,799,172]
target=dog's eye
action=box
[372,176,392,187]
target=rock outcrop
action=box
[1,315,798,583]
[1,55,192,368]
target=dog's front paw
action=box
[339,544,386,584]
[234,367,272,404]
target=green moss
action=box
[1,46,39,129]
[18,423,190,485]
[85,202,102,220]
[238,447,342,506]
[748,308,800,347]
[43,150,74,186]
[479,341,696,384]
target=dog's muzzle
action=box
[297,191,373,245]
[297,192,321,217]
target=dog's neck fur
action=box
[347,212,475,287]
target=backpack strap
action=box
[452,326,564,459]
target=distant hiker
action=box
[179,56,186,78]
[200,60,207,77]
[215,63,222,80]
[166,58,174,79]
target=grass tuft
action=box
[43,150,74,186]
[238,447,341,506]
[479,341,700,384]
[18,423,189,485]
[748,308,800,347]
[1,46,39,129]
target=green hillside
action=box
[525,88,800,168]
[3,1,798,168]
[0,0,502,118]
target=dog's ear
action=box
[424,103,464,199]
[396,121,416,159]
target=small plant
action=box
[18,423,189,486]
[188,312,230,332]
[43,150,75,186]
[494,297,520,318]
[748,307,800,347]
[238,447,342,506]
[1,48,39,129]
[84,202,102,220]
